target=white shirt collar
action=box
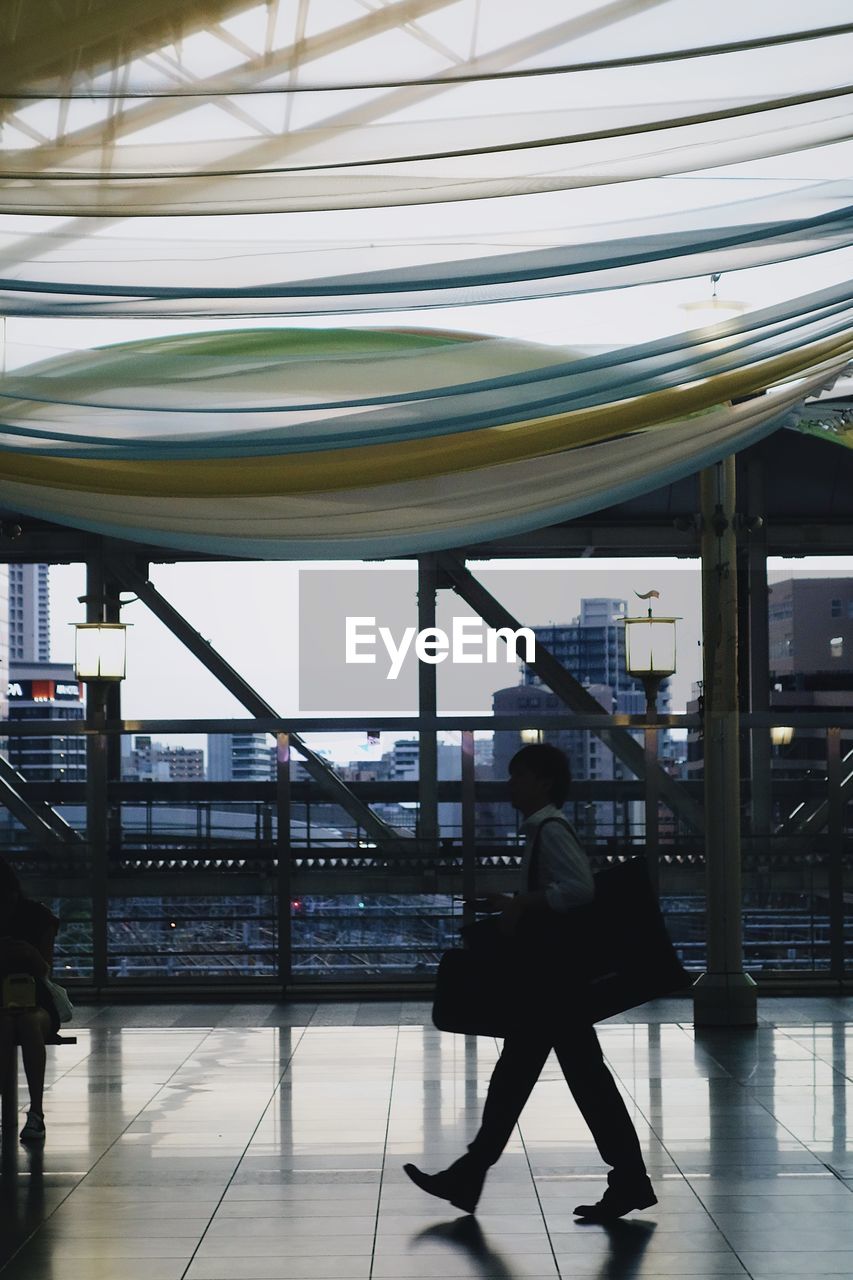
[520,802,561,836]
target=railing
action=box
[0,712,850,989]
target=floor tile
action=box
[5,1000,853,1279]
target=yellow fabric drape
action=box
[0,328,850,498]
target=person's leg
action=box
[553,1022,646,1178]
[15,1009,50,1119]
[0,1014,16,1131]
[404,1033,553,1213]
[466,1033,553,1167]
[552,1023,655,1219]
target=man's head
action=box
[507,743,571,816]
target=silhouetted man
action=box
[405,743,656,1221]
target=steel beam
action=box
[0,0,247,90]
[693,457,757,1026]
[461,728,476,927]
[436,552,705,835]
[827,728,845,983]
[746,457,772,839]
[110,558,406,852]
[276,731,292,987]
[417,555,439,847]
[774,742,853,844]
[0,752,79,847]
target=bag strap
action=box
[527,814,581,891]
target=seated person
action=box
[0,857,61,1141]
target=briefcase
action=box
[2,972,37,1012]
[432,858,691,1036]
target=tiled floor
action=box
[2,997,853,1278]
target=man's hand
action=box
[497,895,526,937]
[464,893,514,914]
[482,893,514,914]
[496,891,549,937]
[463,891,548,935]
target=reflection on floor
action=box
[2,997,853,1278]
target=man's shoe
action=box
[19,1111,46,1143]
[573,1177,656,1222]
[403,1155,487,1214]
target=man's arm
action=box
[536,821,594,911]
[492,822,593,935]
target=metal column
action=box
[85,558,110,990]
[746,460,772,840]
[461,729,476,927]
[693,457,757,1026]
[827,727,845,984]
[417,555,439,849]
[276,731,292,989]
[644,722,660,898]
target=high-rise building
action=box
[687,576,853,782]
[765,576,853,786]
[381,738,419,780]
[0,564,8,723]
[524,598,669,711]
[489,599,664,843]
[6,661,85,781]
[8,563,50,662]
[492,682,643,842]
[768,577,853,678]
[207,732,274,782]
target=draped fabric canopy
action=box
[0,319,845,557]
[1,286,852,460]
[3,182,853,318]
[0,0,851,556]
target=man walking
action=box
[405,743,656,1221]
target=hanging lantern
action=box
[73,622,128,681]
[624,592,678,717]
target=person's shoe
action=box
[403,1155,487,1214]
[19,1111,46,1143]
[573,1176,656,1222]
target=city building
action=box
[6,660,85,781]
[0,564,8,723]
[768,576,853,678]
[122,735,205,781]
[493,682,644,842]
[207,732,274,782]
[524,598,668,710]
[8,562,50,662]
[767,576,853,785]
[686,576,853,782]
[488,599,669,841]
[382,738,420,781]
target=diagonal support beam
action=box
[437,552,705,836]
[0,0,253,94]
[0,751,82,847]
[110,559,405,852]
[0,0,457,173]
[774,742,853,842]
[0,0,459,275]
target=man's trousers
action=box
[466,1023,647,1183]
